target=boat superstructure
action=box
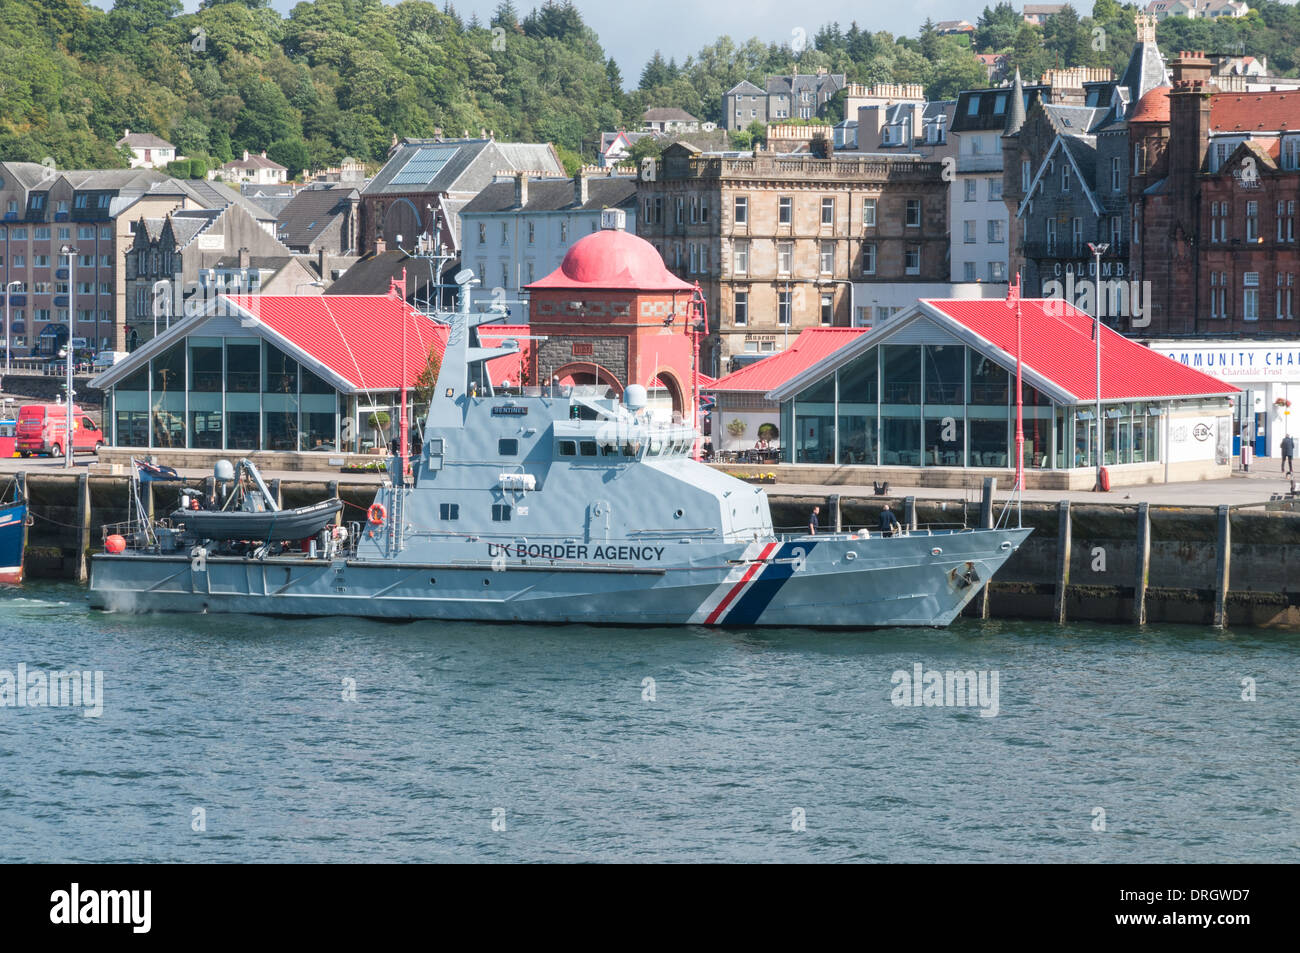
[90,274,1031,626]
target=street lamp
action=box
[61,245,77,470]
[817,278,859,327]
[4,279,21,380]
[1087,241,1109,491]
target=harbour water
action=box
[1,582,1296,863]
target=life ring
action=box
[367,503,386,525]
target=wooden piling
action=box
[1133,502,1150,625]
[145,481,155,521]
[1053,500,1071,624]
[327,481,341,526]
[829,494,842,533]
[903,496,916,531]
[979,477,996,529]
[16,471,30,559]
[270,479,282,508]
[75,471,90,583]
[1212,504,1231,628]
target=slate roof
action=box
[275,187,357,250]
[117,132,174,149]
[952,82,1050,133]
[364,139,562,197]
[460,176,637,215]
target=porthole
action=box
[483,578,491,586]
[674,508,684,518]
[430,577,436,585]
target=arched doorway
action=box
[649,369,686,424]
[551,362,623,396]
[381,198,424,249]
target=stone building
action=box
[636,142,948,375]
[1130,51,1300,335]
[1002,16,1170,305]
[523,224,701,422]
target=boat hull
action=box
[170,499,344,542]
[0,502,25,585]
[88,528,1030,627]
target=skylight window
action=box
[390,146,459,186]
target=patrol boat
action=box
[89,279,1030,626]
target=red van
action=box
[16,404,104,458]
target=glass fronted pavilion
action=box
[766,298,1239,475]
[89,295,442,454]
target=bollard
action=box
[1133,502,1150,625]
[1053,500,1071,624]
[270,479,282,509]
[75,471,90,584]
[903,496,917,532]
[1212,505,1231,629]
[979,477,996,529]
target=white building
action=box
[1144,339,1300,459]
[947,82,1046,284]
[211,151,288,186]
[459,170,637,321]
[116,130,177,170]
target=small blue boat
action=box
[0,496,26,585]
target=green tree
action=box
[267,137,311,177]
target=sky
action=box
[129,0,988,88]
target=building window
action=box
[779,196,792,225]
[1278,201,1295,243]
[905,199,921,227]
[821,197,834,227]
[1277,273,1294,319]
[654,196,663,224]
[1133,203,1141,244]
[1071,217,1083,254]
[904,245,920,275]
[820,241,834,274]
[734,196,748,225]
[964,261,977,282]
[863,198,877,228]
[643,198,652,225]
[988,178,1002,201]
[989,261,1007,281]
[1134,143,1145,175]
[478,223,486,244]
[777,290,791,325]
[1062,163,1071,192]
[777,241,793,275]
[1046,218,1057,254]
[964,180,977,202]
[734,291,748,326]
[861,243,876,275]
[733,240,749,276]
[676,197,684,225]
[559,220,568,243]
[820,293,833,325]
[689,243,698,273]
[527,221,535,244]
[1244,200,1259,241]
[1244,272,1260,321]
[988,220,1004,243]
[1111,156,1122,192]
[500,222,508,245]
[1021,160,1030,191]
[963,220,976,244]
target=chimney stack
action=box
[514,171,529,208]
[574,168,588,205]
[238,247,250,269]
[375,238,387,254]
[242,150,250,162]
[317,248,329,282]
[1171,50,1213,88]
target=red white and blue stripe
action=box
[689,540,817,626]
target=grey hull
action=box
[89,527,1029,628]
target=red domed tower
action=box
[525,222,698,417]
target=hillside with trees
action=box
[1,0,1297,176]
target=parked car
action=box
[92,351,130,371]
[15,404,104,457]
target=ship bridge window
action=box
[499,438,518,455]
[439,503,459,520]
[601,443,619,457]
[492,503,511,522]
[648,436,663,455]
[558,440,577,456]
[621,440,640,457]
[579,441,597,457]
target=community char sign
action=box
[1150,341,1300,381]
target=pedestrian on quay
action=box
[878,504,900,538]
[808,505,820,536]
[1282,433,1295,478]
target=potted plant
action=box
[726,418,748,439]
[757,423,779,444]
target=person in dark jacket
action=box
[808,505,820,535]
[878,504,901,537]
[1282,434,1295,477]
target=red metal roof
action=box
[224,294,531,389]
[1210,92,1295,133]
[709,327,869,393]
[921,298,1239,400]
[525,229,695,292]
